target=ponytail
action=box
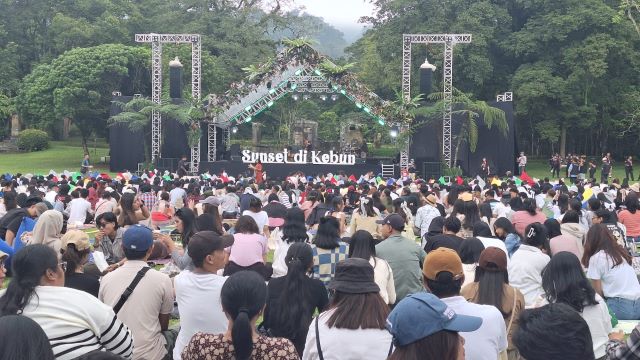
[0,245,58,315]
[231,310,253,360]
[61,244,89,277]
[220,271,267,360]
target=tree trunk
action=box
[81,135,89,156]
[560,124,567,158]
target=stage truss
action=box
[206,67,388,161]
[135,33,202,173]
[402,34,471,169]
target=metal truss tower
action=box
[401,34,471,168]
[135,33,202,173]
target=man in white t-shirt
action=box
[67,188,93,225]
[169,180,187,208]
[422,248,507,360]
[173,231,234,360]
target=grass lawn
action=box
[522,159,630,183]
[0,140,110,175]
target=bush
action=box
[17,129,49,151]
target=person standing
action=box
[248,159,264,185]
[480,158,491,178]
[602,156,612,184]
[517,152,527,175]
[177,155,189,178]
[588,159,597,180]
[552,154,561,178]
[376,213,426,303]
[80,154,92,177]
[626,156,635,182]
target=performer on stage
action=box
[626,156,635,181]
[177,155,188,178]
[480,158,490,177]
[248,159,264,184]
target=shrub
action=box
[17,129,49,151]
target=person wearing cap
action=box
[386,292,482,359]
[195,196,225,235]
[99,225,175,360]
[461,247,525,359]
[514,303,596,360]
[60,230,100,297]
[173,231,234,360]
[423,247,507,360]
[0,196,46,246]
[0,245,134,359]
[376,213,426,303]
[302,258,393,360]
[414,193,441,239]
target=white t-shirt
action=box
[441,296,508,360]
[242,210,268,234]
[586,250,640,300]
[370,257,396,305]
[173,270,228,360]
[68,198,92,225]
[508,244,550,307]
[302,310,393,360]
[169,187,187,207]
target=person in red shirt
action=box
[249,160,264,184]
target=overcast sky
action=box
[292,0,374,32]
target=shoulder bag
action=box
[112,267,151,314]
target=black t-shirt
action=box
[65,272,100,298]
[263,276,329,354]
[424,233,464,253]
[0,208,28,240]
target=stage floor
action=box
[198,160,393,179]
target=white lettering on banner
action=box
[241,149,356,165]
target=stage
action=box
[197,159,390,179]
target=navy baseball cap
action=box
[123,225,154,251]
[386,292,482,346]
[376,213,406,231]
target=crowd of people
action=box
[2,166,640,359]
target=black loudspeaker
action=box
[231,155,243,161]
[229,144,241,157]
[423,162,442,180]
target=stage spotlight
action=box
[292,94,299,101]
[303,94,310,101]
[320,95,327,101]
[231,126,238,134]
[331,94,338,101]
[390,125,399,138]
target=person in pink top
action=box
[618,192,640,244]
[224,215,271,279]
[511,198,548,237]
[544,218,582,260]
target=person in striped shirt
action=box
[0,244,133,359]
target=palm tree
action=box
[109,96,205,163]
[427,89,508,168]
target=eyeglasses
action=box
[58,261,67,272]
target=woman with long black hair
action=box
[539,251,611,358]
[159,207,198,270]
[583,224,640,320]
[0,315,55,360]
[311,216,349,286]
[0,245,133,359]
[462,247,525,360]
[272,207,309,278]
[263,243,328,355]
[303,258,392,359]
[116,192,150,227]
[349,230,396,304]
[182,271,298,360]
[493,217,521,257]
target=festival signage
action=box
[242,149,356,165]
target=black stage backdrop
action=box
[198,160,382,180]
[410,101,515,177]
[110,96,197,171]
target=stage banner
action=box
[242,149,356,165]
